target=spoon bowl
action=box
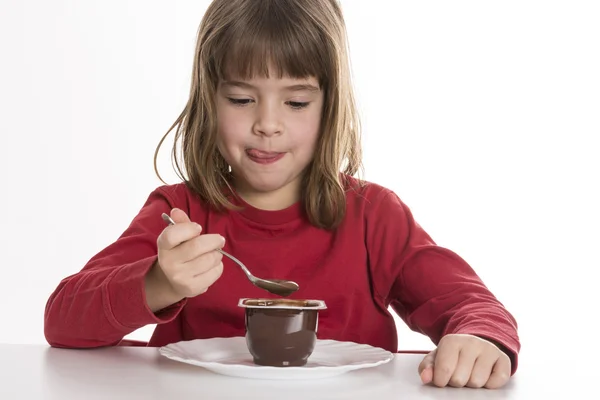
[161,213,299,297]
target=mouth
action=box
[245,148,285,164]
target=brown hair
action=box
[154,0,363,230]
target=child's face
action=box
[216,72,323,206]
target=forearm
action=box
[44,257,182,348]
[392,271,520,373]
[388,245,520,371]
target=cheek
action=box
[292,108,322,149]
[217,108,247,146]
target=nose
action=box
[252,102,282,137]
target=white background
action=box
[1,0,598,365]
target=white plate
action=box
[158,336,394,380]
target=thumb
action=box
[170,208,191,224]
[418,349,436,384]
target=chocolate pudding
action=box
[238,298,327,367]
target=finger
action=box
[420,366,433,385]
[157,222,202,250]
[187,251,224,277]
[485,353,511,389]
[418,350,436,384]
[172,234,225,263]
[418,350,436,374]
[192,261,225,294]
[432,341,460,388]
[467,353,497,388]
[448,346,478,388]
[170,208,191,224]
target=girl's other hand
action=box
[418,334,511,389]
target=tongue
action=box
[246,149,280,159]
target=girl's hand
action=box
[145,208,225,311]
[418,334,511,389]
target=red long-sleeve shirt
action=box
[44,178,520,372]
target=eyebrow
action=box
[222,81,320,92]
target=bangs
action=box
[211,2,330,85]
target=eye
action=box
[287,101,310,110]
[227,98,253,106]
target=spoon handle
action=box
[215,249,254,280]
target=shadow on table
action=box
[41,346,397,399]
[41,346,519,399]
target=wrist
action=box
[144,259,183,312]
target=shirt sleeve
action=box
[366,190,521,374]
[44,186,188,348]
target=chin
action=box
[243,173,295,193]
[248,179,288,193]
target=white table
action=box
[0,343,583,399]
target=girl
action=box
[44,0,519,389]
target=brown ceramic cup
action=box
[238,298,327,367]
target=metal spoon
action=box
[161,213,299,297]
